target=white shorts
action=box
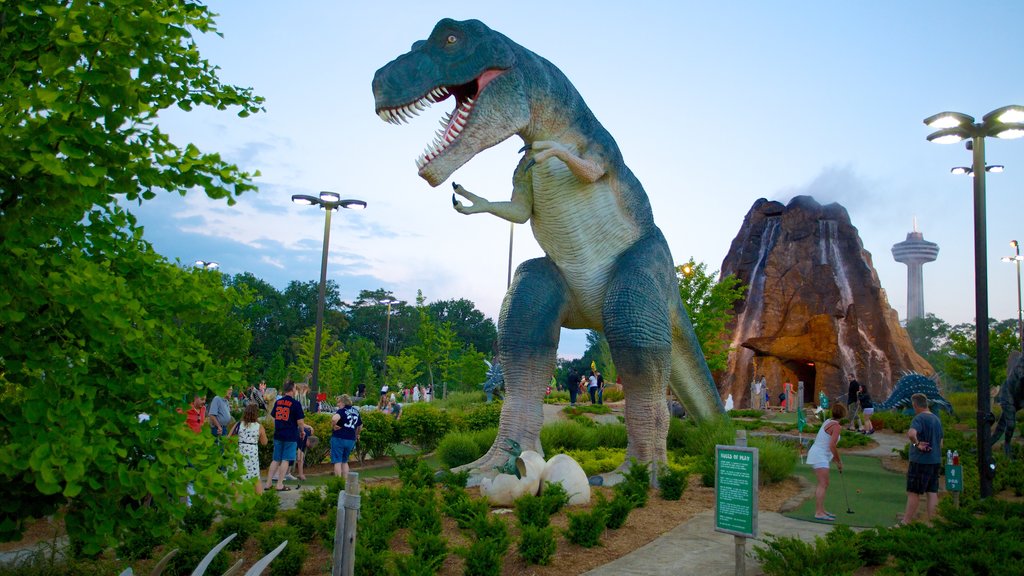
[862,408,874,417]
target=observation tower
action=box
[891,220,940,321]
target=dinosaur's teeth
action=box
[414,100,427,111]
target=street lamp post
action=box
[291,191,367,404]
[1002,240,1024,352]
[924,105,1024,499]
[381,298,398,389]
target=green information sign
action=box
[945,464,963,492]
[715,445,759,538]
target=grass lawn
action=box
[784,454,906,528]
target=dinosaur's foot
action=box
[451,445,523,479]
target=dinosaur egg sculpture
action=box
[516,450,546,496]
[479,472,527,506]
[540,453,591,505]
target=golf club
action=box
[839,469,854,514]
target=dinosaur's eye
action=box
[447,35,458,45]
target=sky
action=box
[131,1,1024,358]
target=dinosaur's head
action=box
[372,19,530,186]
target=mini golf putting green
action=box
[785,454,906,528]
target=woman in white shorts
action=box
[805,403,846,521]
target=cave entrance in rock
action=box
[785,360,817,405]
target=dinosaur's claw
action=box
[451,193,458,207]
[452,182,459,190]
[524,159,536,172]
[518,144,531,153]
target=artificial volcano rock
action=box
[719,196,933,407]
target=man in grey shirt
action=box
[207,386,233,440]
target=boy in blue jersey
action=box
[264,379,306,491]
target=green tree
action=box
[386,352,423,389]
[428,298,497,355]
[941,319,1018,390]
[0,0,262,552]
[676,258,747,371]
[905,313,951,368]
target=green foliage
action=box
[514,493,551,528]
[294,484,326,517]
[283,509,321,544]
[258,524,310,576]
[181,497,217,534]
[540,481,570,515]
[116,506,171,560]
[518,524,557,566]
[594,490,634,530]
[600,387,625,402]
[0,0,263,552]
[433,390,487,411]
[565,507,606,548]
[872,411,912,433]
[460,400,504,431]
[563,404,612,416]
[676,258,747,371]
[437,431,488,469]
[356,410,396,461]
[946,391,977,415]
[540,420,628,453]
[214,512,260,551]
[615,460,651,508]
[404,530,449,574]
[752,524,862,576]
[396,403,452,451]
[456,534,509,576]
[748,436,798,484]
[395,455,436,489]
[658,466,690,500]
[354,543,389,576]
[728,409,765,418]
[563,447,626,476]
[303,412,335,467]
[386,352,423,388]
[442,487,489,530]
[253,489,280,522]
[164,532,231,576]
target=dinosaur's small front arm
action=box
[450,140,604,222]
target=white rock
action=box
[540,453,591,505]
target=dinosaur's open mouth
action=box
[376,69,505,170]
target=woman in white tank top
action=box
[805,403,847,520]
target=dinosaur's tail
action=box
[669,299,724,419]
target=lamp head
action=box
[292,194,319,206]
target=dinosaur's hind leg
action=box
[603,240,676,468]
[453,257,567,475]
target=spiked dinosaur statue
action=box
[372,19,723,473]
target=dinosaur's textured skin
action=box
[992,356,1023,457]
[877,373,953,414]
[373,19,723,472]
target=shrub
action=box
[543,390,570,404]
[591,423,628,448]
[323,475,347,500]
[116,506,170,560]
[562,404,611,416]
[396,403,453,450]
[355,543,388,576]
[518,524,556,565]
[540,481,570,515]
[614,459,650,508]
[565,507,606,548]
[457,534,509,576]
[357,410,395,461]
[408,530,448,573]
[295,485,326,517]
[748,436,798,485]
[601,387,624,402]
[752,525,862,576]
[395,455,436,489]
[268,541,307,576]
[283,509,321,543]
[163,532,230,576]
[872,411,912,433]
[442,487,489,529]
[461,400,503,431]
[564,447,626,476]
[658,466,690,500]
[181,497,217,534]
[434,390,487,411]
[514,493,551,528]
[214,512,260,551]
[253,488,280,522]
[594,491,633,530]
[728,409,764,418]
[666,417,687,450]
[540,420,594,452]
[437,431,487,469]
[437,468,471,489]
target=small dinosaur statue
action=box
[372,19,723,472]
[495,438,523,479]
[876,372,953,414]
[991,354,1023,458]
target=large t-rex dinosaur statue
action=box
[372,18,723,473]
[992,354,1023,458]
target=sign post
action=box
[945,463,963,508]
[716,430,759,576]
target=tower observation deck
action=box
[891,222,939,321]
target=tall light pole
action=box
[380,298,398,388]
[291,191,367,404]
[1002,240,1024,352]
[924,104,1024,498]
